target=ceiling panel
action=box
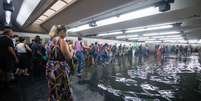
[64,0,73,4]
[44,9,56,17]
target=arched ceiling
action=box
[1,0,201,41]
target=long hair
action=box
[49,25,66,38]
[57,25,66,36]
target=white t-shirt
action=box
[16,43,27,53]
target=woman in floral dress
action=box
[46,25,74,101]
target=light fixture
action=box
[127,24,173,33]
[178,40,187,43]
[128,37,150,40]
[96,17,119,27]
[145,40,162,43]
[68,24,92,32]
[141,38,157,41]
[17,0,41,25]
[117,7,160,23]
[164,39,187,43]
[97,23,175,39]
[114,30,179,40]
[97,6,160,27]
[5,10,12,25]
[127,35,184,41]
[64,0,73,3]
[159,37,184,40]
[116,34,139,39]
[97,32,122,37]
[38,15,48,21]
[199,40,201,44]
[6,0,12,4]
[34,19,43,24]
[51,0,66,11]
[44,9,56,17]
[153,34,182,38]
[143,31,180,36]
[188,40,198,44]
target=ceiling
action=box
[0,0,56,32]
[0,0,23,30]
[0,0,201,41]
[73,0,201,40]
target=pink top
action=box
[75,41,83,52]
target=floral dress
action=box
[46,38,73,101]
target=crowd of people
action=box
[0,28,200,101]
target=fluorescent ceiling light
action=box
[34,21,41,24]
[199,40,201,44]
[127,24,173,33]
[128,37,150,40]
[34,19,43,24]
[128,38,155,41]
[35,20,41,22]
[116,34,138,39]
[153,35,182,38]
[164,40,176,43]
[96,6,160,27]
[143,31,180,36]
[38,15,48,21]
[44,9,56,17]
[141,38,156,41]
[145,40,162,43]
[164,40,187,43]
[96,17,119,27]
[98,23,175,39]
[159,37,184,41]
[64,0,73,3]
[5,11,12,25]
[188,40,198,43]
[7,0,12,4]
[117,7,160,23]
[98,32,122,36]
[128,36,183,41]
[178,40,187,43]
[51,0,66,11]
[17,0,41,26]
[68,24,92,32]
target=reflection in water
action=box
[84,54,201,101]
[140,84,158,91]
[158,90,175,99]
[98,84,121,97]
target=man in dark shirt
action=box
[31,36,43,78]
[0,29,19,84]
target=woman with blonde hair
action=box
[46,25,74,101]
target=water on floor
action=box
[81,53,201,101]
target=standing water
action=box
[81,53,201,101]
